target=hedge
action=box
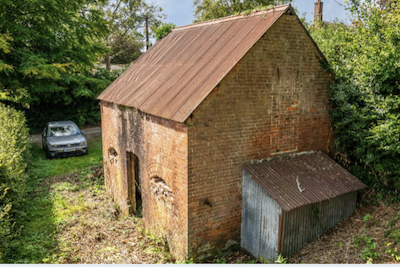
[0,103,30,262]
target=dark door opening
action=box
[126,152,142,216]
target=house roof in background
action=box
[97,4,296,122]
[244,151,366,211]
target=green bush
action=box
[0,103,30,262]
[309,1,400,193]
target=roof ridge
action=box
[174,4,292,32]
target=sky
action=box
[153,0,352,27]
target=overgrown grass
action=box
[28,136,103,179]
[5,136,103,263]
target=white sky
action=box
[153,0,352,26]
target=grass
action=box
[6,135,171,264]
[28,135,103,179]
[6,136,103,263]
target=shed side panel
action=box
[241,170,263,257]
[242,170,281,261]
[281,191,357,257]
[259,182,281,260]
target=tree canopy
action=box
[99,0,164,68]
[310,0,400,192]
[193,0,292,22]
[0,0,109,107]
[152,23,176,41]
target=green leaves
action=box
[0,104,30,262]
[99,0,164,65]
[0,0,109,94]
[152,23,176,41]
[193,0,291,22]
[310,0,400,190]
[0,0,119,131]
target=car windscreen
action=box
[49,125,78,137]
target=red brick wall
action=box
[186,15,333,259]
[100,102,188,259]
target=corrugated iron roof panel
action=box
[243,151,366,211]
[97,4,292,122]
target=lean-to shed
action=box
[241,151,366,260]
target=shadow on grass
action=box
[5,136,103,263]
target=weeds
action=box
[275,254,288,264]
[385,243,400,262]
[354,235,380,261]
[363,214,373,224]
[5,136,103,263]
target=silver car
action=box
[42,121,88,159]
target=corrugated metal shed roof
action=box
[97,4,294,123]
[243,151,366,211]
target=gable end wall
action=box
[186,14,333,259]
[100,101,189,259]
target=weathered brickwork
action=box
[186,15,333,259]
[100,14,334,262]
[100,102,188,259]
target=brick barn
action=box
[97,4,358,260]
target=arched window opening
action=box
[108,147,119,165]
[150,177,174,209]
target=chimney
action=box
[314,0,323,23]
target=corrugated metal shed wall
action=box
[243,152,366,211]
[280,191,357,257]
[241,170,281,261]
[242,166,358,260]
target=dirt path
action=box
[30,126,102,145]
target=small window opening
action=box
[150,177,174,210]
[108,147,118,165]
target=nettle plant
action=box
[310,0,400,192]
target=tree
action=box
[193,0,292,22]
[110,34,143,64]
[0,0,112,130]
[152,23,176,41]
[0,34,13,76]
[99,0,164,69]
[310,0,400,191]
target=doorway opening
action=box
[126,152,142,217]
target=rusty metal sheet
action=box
[172,12,283,122]
[97,4,293,123]
[156,16,262,119]
[243,151,366,211]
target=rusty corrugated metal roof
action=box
[97,4,294,122]
[243,151,366,211]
